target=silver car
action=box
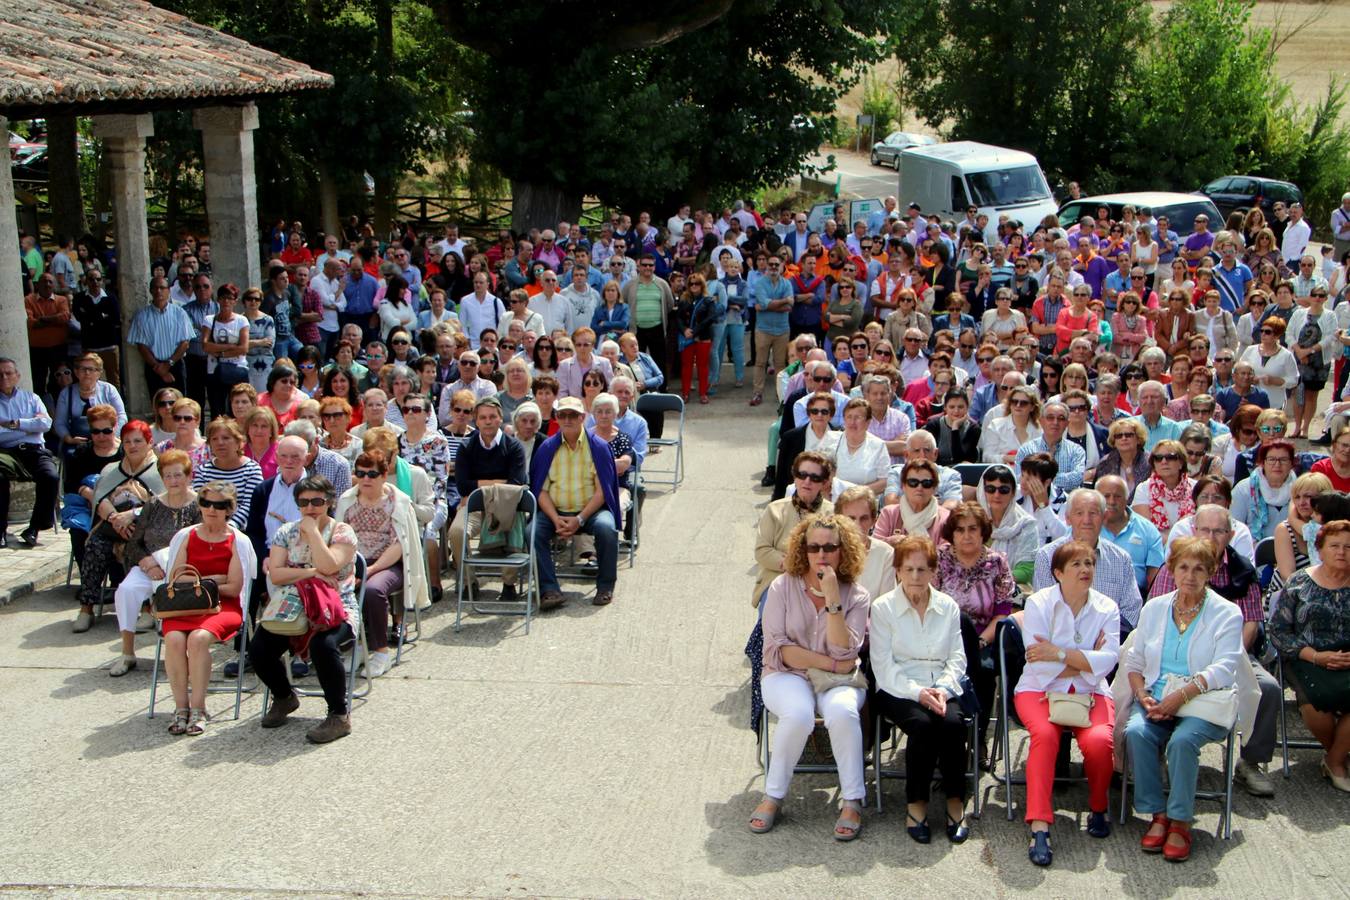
[870,131,937,169]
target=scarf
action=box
[1147,473,1195,530]
[1249,469,1293,540]
[899,494,939,538]
[791,492,824,515]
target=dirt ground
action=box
[837,1,1350,133]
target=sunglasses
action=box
[354,468,383,479]
[807,407,831,417]
[172,414,197,423]
[460,360,479,366]
[296,497,328,508]
[1010,398,1031,407]
[805,542,841,554]
[794,470,827,483]
[983,483,1013,495]
[875,350,894,357]
[1152,453,1182,463]
[1066,404,1090,413]
[1259,425,1284,434]
[157,399,177,407]
[905,478,936,489]
[321,411,346,419]
[89,427,116,435]
[903,337,923,344]
[391,339,409,346]
[198,497,233,510]
[851,342,869,350]
[400,406,425,415]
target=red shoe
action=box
[699,395,710,404]
[1140,813,1168,853]
[1163,822,1192,862]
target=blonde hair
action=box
[783,513,867,582]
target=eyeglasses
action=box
[157,399,176,407]
[172,414,197,423]
[983,483,1013,495]
[354,468,383,479]
[1152,453,1182,463]
[805,542,841,554]
[905,478,936,489]
[807,407,831,417]
[794,470,827,483]
[1265,456,1293,466]
[89,426,116,435]
[1042,413,1067,422]
[197,497,233,511]
[296,497,328,508]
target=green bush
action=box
[859,73,901,137]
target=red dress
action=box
[161,530,243,641]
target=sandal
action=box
[834,799,863,842]
[748,796,782,834]
[185,708,209,737]
[167,708,190,736]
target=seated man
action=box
[449,397,528,598]
[0,357,59,547]
[530,397,622,609]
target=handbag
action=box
[260,585,310,635]
[806,661,868,694]
[1163,673,1239,728]
[1047,691,1094,728]
[151,565,221,619]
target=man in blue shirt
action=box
[1134,381,1184,451]
[341,259,380,346]
[750,257,792,406]
[1101,252,1134,314]
[1097,475,1165,594]
[0,358,58,547]
[1215,361,1270,420]
[1212,236,1253,313]
[1014,401,1087,494]
[128,278,195,397]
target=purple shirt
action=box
[1184,231,1215,264]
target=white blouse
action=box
[833,432,889,486]
[1015,585,1121,698]
[869,585,967,701]
[981,416,1041,464]
[1239,343,1299,409]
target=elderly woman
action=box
[1017,541,1121,867]
[1131,439,1194,539]
[192,418,264,530]
[497,357,534,422]
[160,480,257,736]
[336,448,429,678]
[154,397,210,468]
[875,459,951,545]
[978,463,1038,582]
[980,287,1027,350]
[934,501,1016,760]
[1270,471,1334,590]
[1110,291,1150,362]
[1232,440,1296,542]
[755,451,835,606]
[749,513,870,841]
[871,534,972,843]
[834,397,889,493]
[1270,521,1350,792]
[54,352,127,457]
[772,392,841,500]
[1122,538,1245,861]
[319,397,360,464]
[108,449,200,676]
[243,407,280,480]
[71,420,161,633]
[1239,317,1298,411]
[512,401,543,461]
[1216,403,1262,481]
[259,362,303,427]
[1096,418,1151,498]
[1288,285,1338,438]
[253,474,359,744]
[1178,423,1221,481]
[981,385,1041,465]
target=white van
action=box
[899,141,1058,244]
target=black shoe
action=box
[906,813,931,844]
[429,586,443,604]
[389,623,406,645]
[223,655,252,678]
[1087,810,1111,839]
[1312,431,1333,446]
[1028,831,1053,866]
[18,527,38,547]
[500,584,518,602]
[290,657,310,679]
[760,466,775,488]
[946,814,971,844]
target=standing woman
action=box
[530,336,559,378]
[201,283,250,420]
[1239,317,1298,411]
[1133,225,1159,292]
[749,513,870,841]
[1131,439,1194,540]
[377,273,416,341]
[240,288,276,392]
[825,278,864,346]
[871,535,972,844]
[1244,227,1283,276]
[1192,289,1239,361]
[675,273,718,404]
[1110,293,1150,363]
[591,280,629,342]
[294,345,324,398]
[1287,286,1338,439]
[1236,291,1269,356]
[160,481,257,736]
[320,367,363,427]
[1017,541,1121,867]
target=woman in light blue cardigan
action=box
[53,352,127,454]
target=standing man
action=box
[168,256,197,305]
[0,358,58,547]
[528,269,574,335]
[24,272,71,392]
[71,267,121,389]
[341,252,380,347]
[749,256,792,407]
[1331,192,1350,263]
[502,240,535,292]
[1281,202,1312,264]
[180,272,218,411]
[1212,235,1254,313]
[311,257,346,359]
[128,278,195,396]
[620,254,675,379]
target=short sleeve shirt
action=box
[270,519,358,616]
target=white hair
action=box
[592,392,619,415]
[1066,488,1107,515]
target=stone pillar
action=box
[194,104,260,293]
[92,113,154,414]
[0,116,33,388]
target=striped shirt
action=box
[128,302,196,361]
[543,432,594,513]
[182,298,219,357]
[1033,534,1142,627]
[192,457,264,529]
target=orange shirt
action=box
[25,292,71,348]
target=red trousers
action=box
[1013,690,1115,824]
[681,339,711,400]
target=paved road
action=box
[813,147,899,203]
[1,390,1347,897]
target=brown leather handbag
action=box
[151,565,221,620]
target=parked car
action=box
[870,131,936,169]
[1198,175,1302,219]
[1057,192,1222,238]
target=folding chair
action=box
[872,707,982,817]
[1254,537,1276,593]
[147,593,257,721]
[636,393,685,490]
[391,586,422,667]
[1118,723,1239,840]
[619,459,640,567]
[954,463,991,488]
[454,488,540,634]
[1275,655,1322,777]
[759,707,864,788]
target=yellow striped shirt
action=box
[545,434,595,513]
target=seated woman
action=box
[1232,439,1297,542]
[53,352,126,458]
[192,418,264,530]
[319,397,360,465]
[875,459,950,545]
[160,480,257,736]
[335,449,429,678]
[870,534,971,844]
[1094,418,1150,498]
[1271,472,1334,597]
[1016,541,1121,867]
[397,392,451,602]
[254,475,359,744]
[61,402,122,565]
[1015,452,1069,546]
[934,501,1016,761]
[258,362,302,428]
[977,464,1038,584]
[72,421,161,634]
[1270,520,1350,793]
[109,449,200,676]
[1123,538,1246,861]
[1179,423,1222,481]
[243,407,280,480]
[154,397,210,469]
[922,389,981,466]
[149,387,183,445]
[228,381,259,422]
[749,512,870,841]
[980,386,1040,465]
[1130,439,1194,541]
[834,397,889,493]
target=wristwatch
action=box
[1056,648,1067,663]
[825,602,842,614]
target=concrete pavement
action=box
[2,389,1348,898]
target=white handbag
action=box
[1163,674,1238,729]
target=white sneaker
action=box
[134,611,155,633]
[109,655,138,677]
[366,650,391,678]
[72,610,94,633]
[1237,760,1275,797]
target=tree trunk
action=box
[372,0,395,236]
[511,179,582,234]
[316,161,340,239]
[46,115,85,239]
[372,170,395,236]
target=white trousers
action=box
[761,671,865,801]
[113,565,161,634]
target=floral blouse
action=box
[270,518,359,619]
[400,430,452,508]
[933,544,1016,630]
[342,493,397,563]
[1270,568,1350,655]
[154,438,212,470]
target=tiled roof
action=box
[0,0,332,112]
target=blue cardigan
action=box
[529,430,622,531]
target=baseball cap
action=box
[556,397,585,415]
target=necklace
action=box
[1174,595,1205,633]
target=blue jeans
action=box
[534,509,618,594]
[710,321,746,386]
[274,335,304,360]
[1124,705,1230,822]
